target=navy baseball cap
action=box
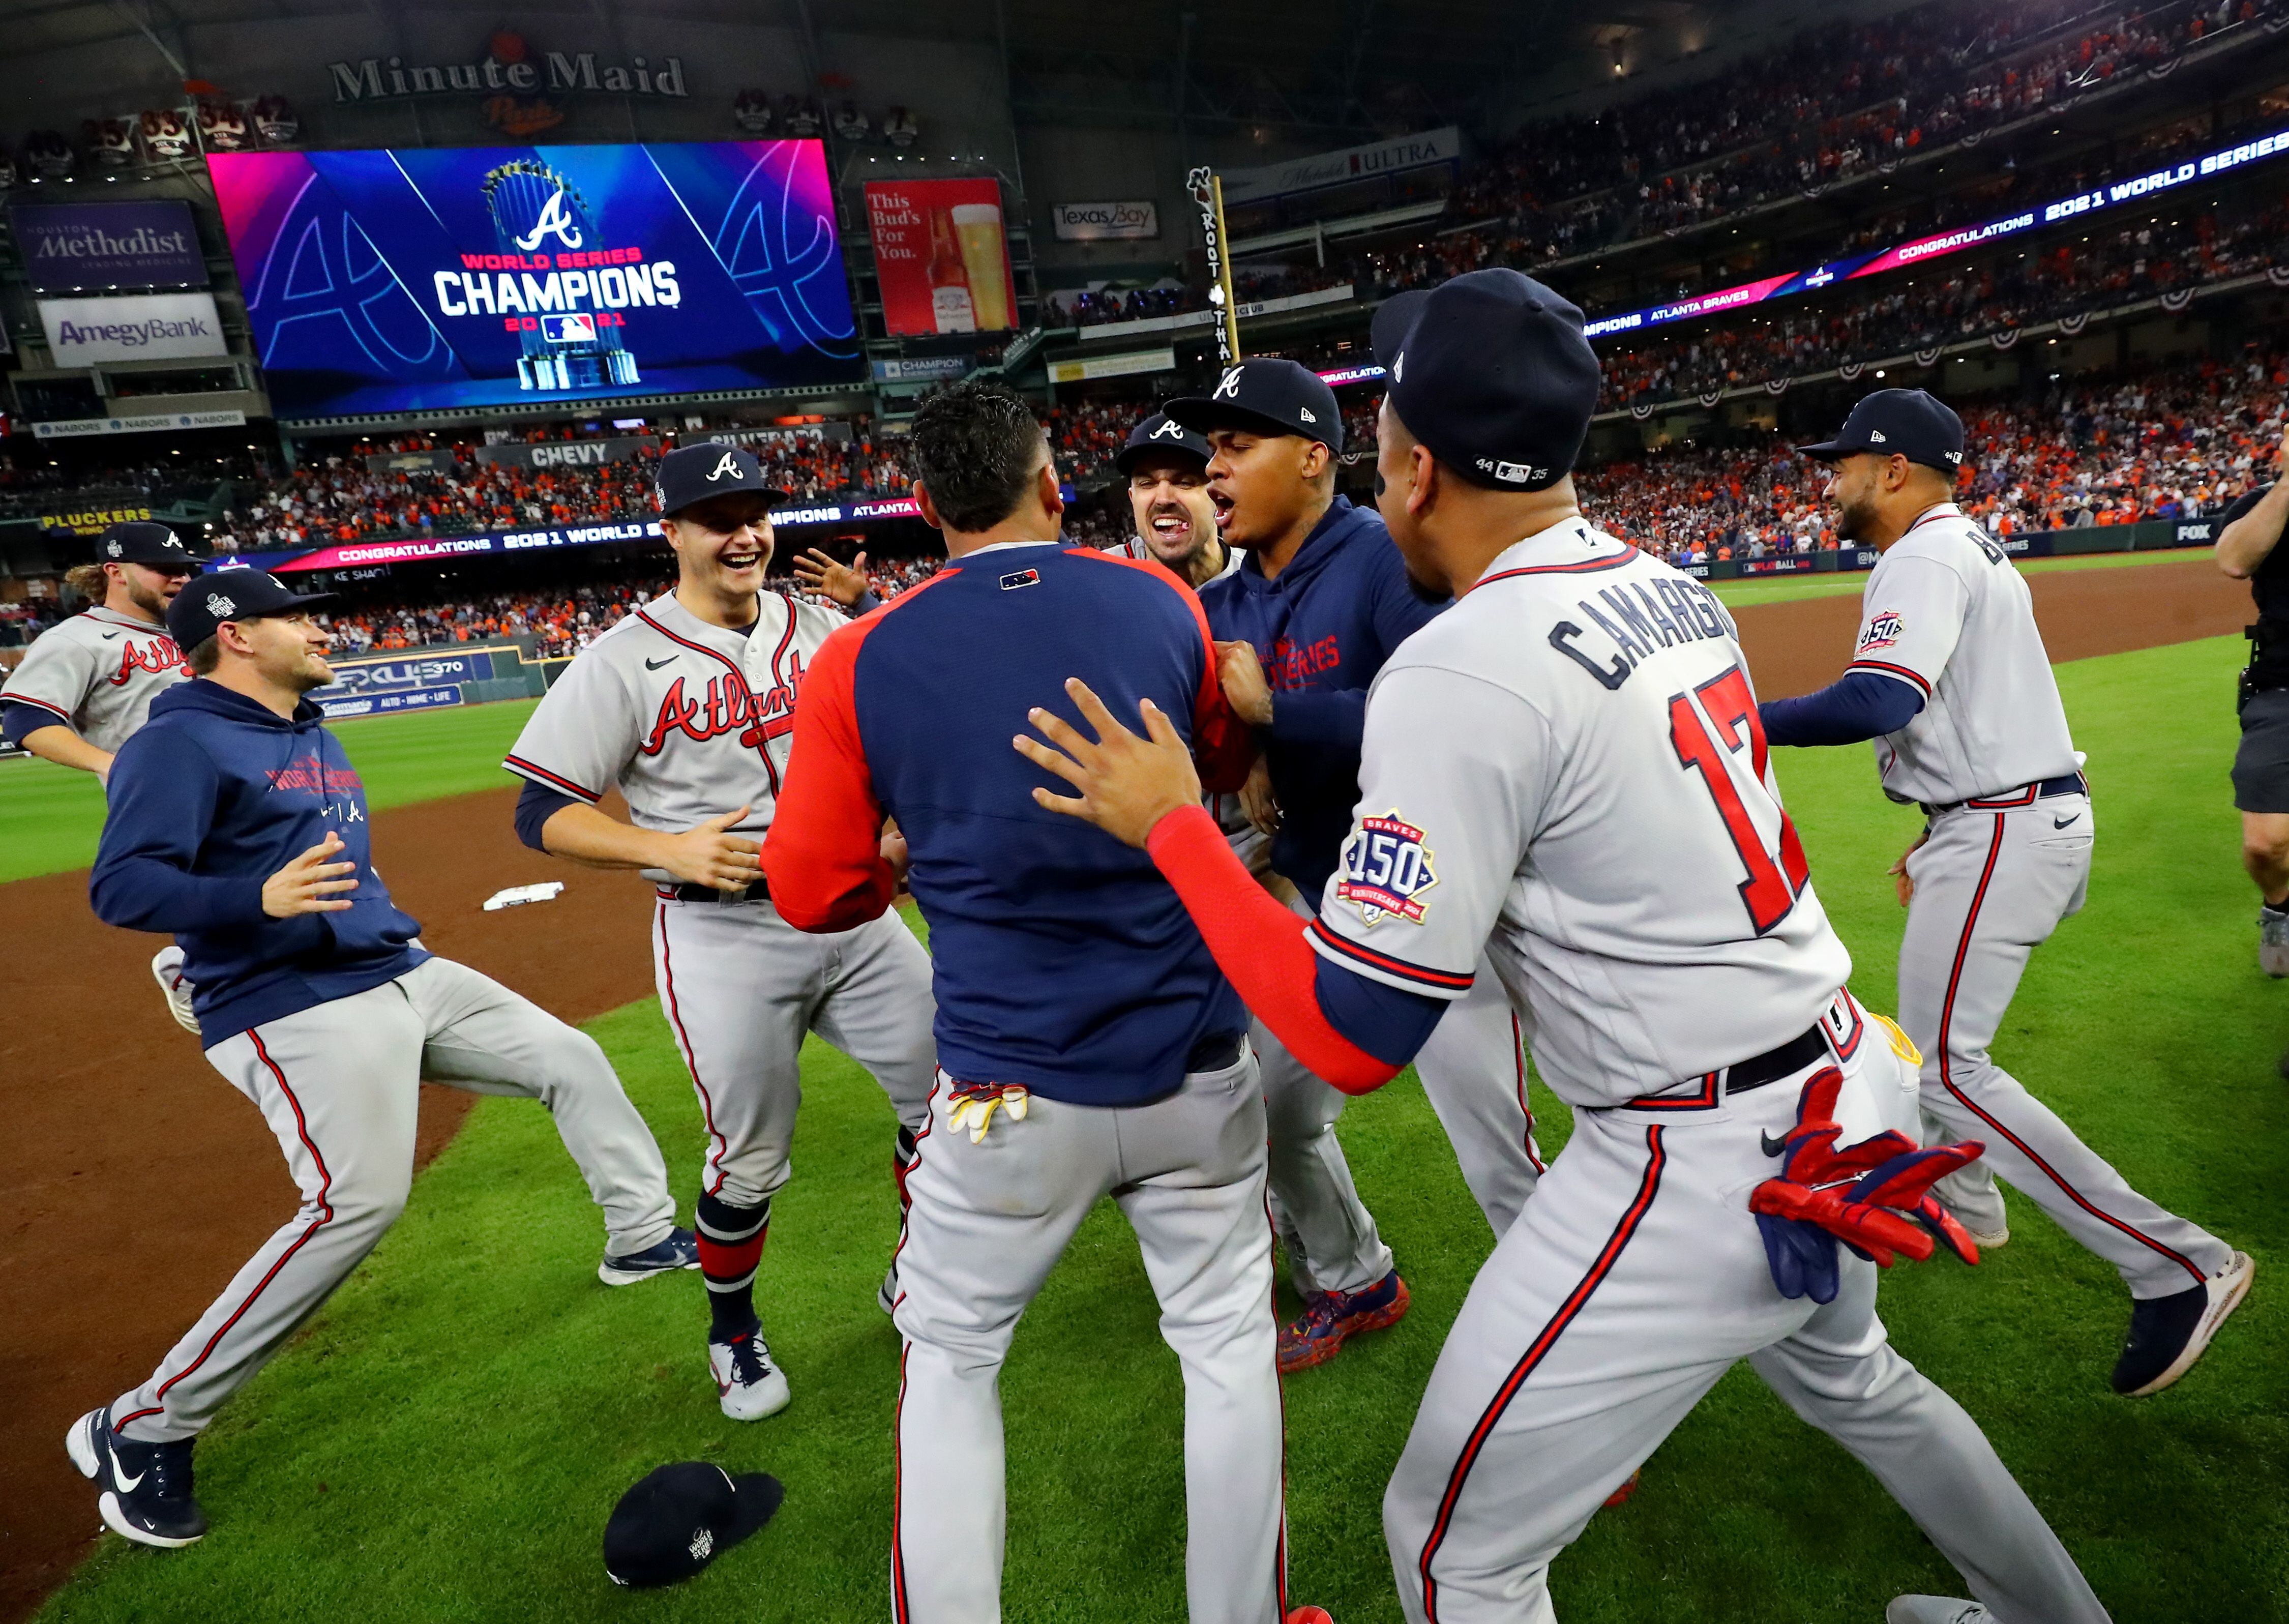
[656,443,790,517]
[1114,412,1212,476]
[166,567,337,650]
[1799,389,1966,475]
[1165,359,1343,454]
[603,1463,784,1589]
[95,520,203,570]
[1370,269,1601,492]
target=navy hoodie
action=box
[1199,495,1445,896]
[91,680,427,1046]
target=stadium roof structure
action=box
[0,0,1726,141]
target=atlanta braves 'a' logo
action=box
[107,634,188,687]
[514,187,584,252]
[640,661,802,756]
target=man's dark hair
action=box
[909,380,1047,534]
[187,634,222,674]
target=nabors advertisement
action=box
[207,141,859,417]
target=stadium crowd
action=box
[1579,349,2282,562]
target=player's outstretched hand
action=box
[656,806,763,892]
[263,831,359,918]
[1016,678,1202,848]
[1215,639,1275,728]
[1889,831,1928,907]
[793,547,872,607]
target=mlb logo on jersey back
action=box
[1336,811,1439,926]
[1858,610,1905,654]
[1000,569,1041,590]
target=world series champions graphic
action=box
[208,141,860,416]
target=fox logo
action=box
[514,187,584,252]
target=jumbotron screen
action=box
[208,142,861,418]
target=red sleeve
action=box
[1067,549,1255,794]
[1145,804,1396,1094]
[761,621,896,933]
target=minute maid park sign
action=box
[328,34,689,103]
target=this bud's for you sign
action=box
[865,180,1016,337]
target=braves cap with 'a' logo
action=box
[1800,388,1967,475]
[654,442,792,517]
[95,519,204,570]
[165,566,338,651]
[1369,268,1600,492]
[603,1462,784,1589]
[1164,359,1343,454]
[1114,412,1213,477]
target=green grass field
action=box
[26,637,2289,1623]
[0,699,541,884]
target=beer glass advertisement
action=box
[208,142,860,418]
[864,179,1016,337]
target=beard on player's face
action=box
[118,565,190,619]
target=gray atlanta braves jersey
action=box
[1310,518,1852,1109]
[503,590,848,881]
[1847,502,2077,806]
[0,607,189,752]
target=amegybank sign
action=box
[1218,127,1462,206]
[38,292,228,366]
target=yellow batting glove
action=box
[946,1083,1030,1144]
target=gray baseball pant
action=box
[1263,947,1543,1296]
[111,955,675,1443]
[1382,1038,2107,1624]
[651,894,936,1207]
[891,1054,1285,1624]
[1901,793,2232,1298]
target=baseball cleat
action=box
[1964,1223,2008,1250]
[1602,1468,1643,1509]
[67,1408,207,1549]
[2261,907,2289,977]
[1886,1599,1987,1624]
[710,1330,791,1421]
[598,1226,700,1286]
[149,947,200,1036]
[1277,1271,1410,1375]
[2112,1251,2255,1396]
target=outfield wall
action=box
[311,643,545,720]
[1680,518,2221,580]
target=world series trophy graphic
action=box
[482,159,641,392]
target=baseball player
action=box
[1023,270,2110,1624]
[1165,360,1543,1373]
[759,380,1301,1624]
[1765,390,2251,1397]
[1,519,206,1027]
[504,442,936,1423]
[2210,439,2289,975]
[1107,412,1238,587]
[70,569,683,1550]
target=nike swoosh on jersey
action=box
[101,632,122,641]
[644,655,677,670]
[2053,813,2079,829]
[1760,1129,1791,1158]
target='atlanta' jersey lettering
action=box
[0,607,189,754]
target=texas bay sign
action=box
[328,46,690,103]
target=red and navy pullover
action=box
[762,541,1254,1107]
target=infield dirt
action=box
[0,554,2251,1618]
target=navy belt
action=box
[1723,1025,1829,1095]
[1186,1029,1247,1073]
[1922,771,2086,817]
[665,880,767,904]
